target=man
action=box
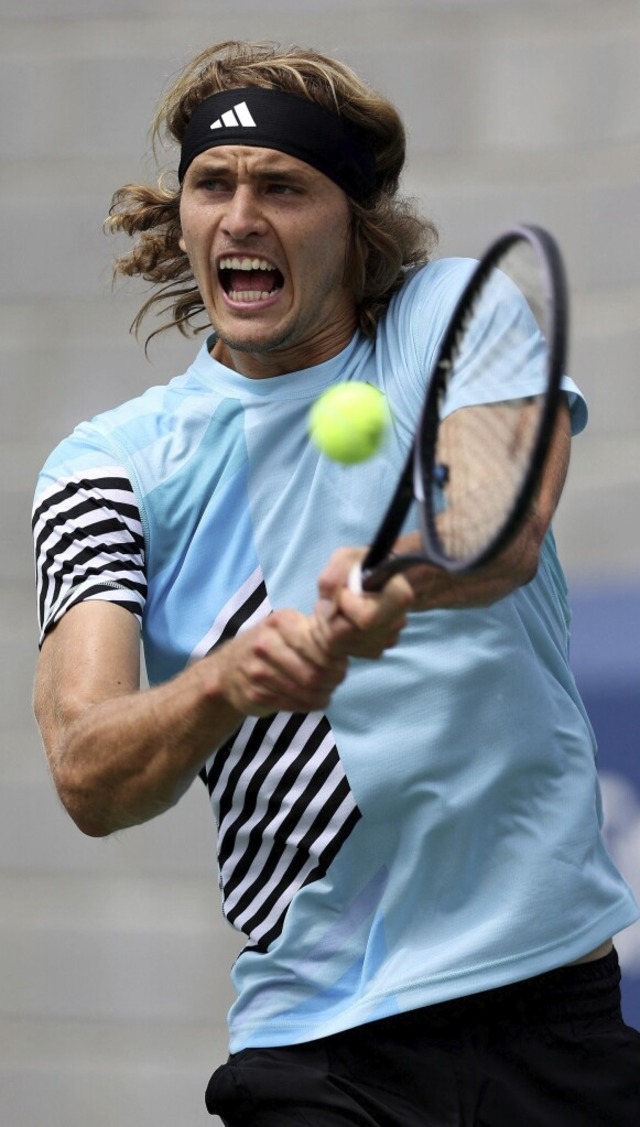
[32,40,640,1127]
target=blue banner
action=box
[570,585,640,1028]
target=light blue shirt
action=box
[33,259,638,1052]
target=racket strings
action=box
[434,397,544,560]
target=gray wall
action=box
[1,2,639,1125]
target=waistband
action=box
[400,948,622,1029]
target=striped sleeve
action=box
[32,464,146,644]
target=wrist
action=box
[195,645,245,730]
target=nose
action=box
[221,185,268,241]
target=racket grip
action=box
[347,562,364,595]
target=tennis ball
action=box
[309,383,389,464]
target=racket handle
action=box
[348,552,427,594]
[348,562,364,595]
[348,561,387,593]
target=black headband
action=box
[178,87,378,204]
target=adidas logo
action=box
[210,101,257,130]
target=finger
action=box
[335,572,414,632]
[311,605,409,662]
[269,609,349,677]
[317,547,365,601]
[232,612,348,712]
[322,613,405,659]
[224,654,342,717]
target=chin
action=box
[215,323,294,355]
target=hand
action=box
[311,547,415,659]
[215,609,349,717]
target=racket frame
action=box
[355,223,569,592]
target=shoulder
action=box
[34,342,221,506]
[382,257,476,362]
[371,258,477,412]
[391,257,477,317]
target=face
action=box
[179,146,357,377]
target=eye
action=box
[189,170,230,194]
[267,181,298,196]
[199,176,228,193]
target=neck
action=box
[210,309,359,379]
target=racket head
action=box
[415,224,568,572]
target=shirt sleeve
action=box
[399,259,588,436]
[32,455,147,646]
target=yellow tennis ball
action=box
[309,383,389,464]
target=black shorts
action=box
[205,948,640,1126]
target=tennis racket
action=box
[350,223,569,593]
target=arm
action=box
[34,588,411,838]
[403,399,572,609]
[34,599,350,838]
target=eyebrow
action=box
[189,159,313,185]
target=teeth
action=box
[220,257,277,271]
[228,290,275,302]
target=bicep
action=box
[34,601,141,757]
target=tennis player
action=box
[32,40,640,1126]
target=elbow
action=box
[52,753,177,838]
[55,775,115,838]
[502,513,547,592]
[514,546,540,589]
[473,541,541,608]
[71,806,115,839]
[51,754,120,838]
[74,817,113,839]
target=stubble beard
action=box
[213,320,297,356]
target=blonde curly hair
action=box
[105,40,438,345]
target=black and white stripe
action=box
[197,572,361,952]
[32,466,146,638]
[190,566,270,660]
[206,711,361,950]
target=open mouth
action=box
[218,256,285,303]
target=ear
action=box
[178,233,187,253]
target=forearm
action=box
[394,509,547,610]
[40,653,243,837]
[36,603,348,838]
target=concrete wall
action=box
[1,2,639,1124]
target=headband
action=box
[178,87,378,204]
